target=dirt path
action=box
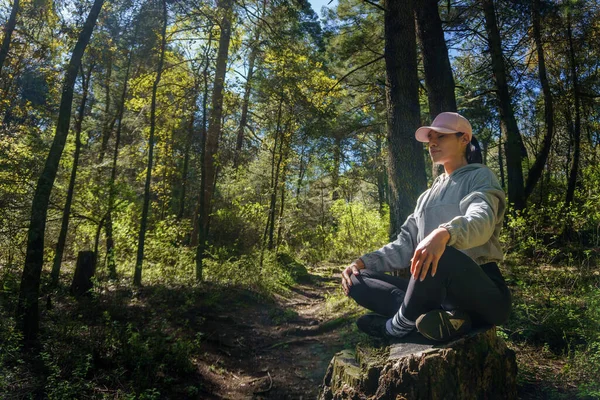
[193,263,355,399]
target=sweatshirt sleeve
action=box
[358,191,427,272]
[438,168,506,249]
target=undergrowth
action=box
[500,204,600,398]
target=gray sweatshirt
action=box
[360,163,506,272]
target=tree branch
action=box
[327,55,385,95]
[360,0,386,12]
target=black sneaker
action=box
[416,309,471,342]
[356,313,390,339]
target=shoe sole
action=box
[416,310,470,342]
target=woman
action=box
[341,112,511,342]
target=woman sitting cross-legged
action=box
[341,112,511,342]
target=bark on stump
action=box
[319,326,517,400]
[70,251,97,297]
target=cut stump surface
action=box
[320,326,517,400]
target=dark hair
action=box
[456,133,483,164]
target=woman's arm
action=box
[358,212,419,272]
[439,168,506,249]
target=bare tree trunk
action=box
[99,56,113,163]
[50,64,94,287]
[178,83,200,220]
[414,0,456,119]
[17,0,105,343]
[498,130,505,190]
[0,0,19,77]
[196,0,233,281]
[332,134,341,201]
[267,100,285,251]
[524,0,554,202]
[134,0,168,286]
[260,95,284,267]
[234,0,264,168]
[276,163,287,251]
[106,41,135,280]
[384,0,427,238]
[296,144,308,201]
[482,0,525,210]
[565,9,581,209]
[375,131,386,215]
[190,30,213,247]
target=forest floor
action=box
[182,262,585,399]
[185,262,355,399]
[2,261,590,399]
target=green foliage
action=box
[0,315,23,394]
[121,322,196,387]
[327,200,389,262]
[565,288,600,397]
[203,248,296,295]
[42,350,94,399]
[141,216,195,285]
[0,289,205,399]
[502,255,600,394]
[276,252,310,282]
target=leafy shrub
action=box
[203,248,295,295]
[327,200,389,262]
[142,216,195,285]
[0,315,23,394]
[276,252,310,282]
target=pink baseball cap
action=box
[415,112,473,143]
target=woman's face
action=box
[427,131,468,165]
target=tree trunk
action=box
[70,251,97,297]
[384,0,427,238]
[50,63,93,287]
[190,30,213,248]
[414,0,456,119]
[196,0,233,281]
[375,131,386,216]
[565,9,581,209]
[16,0,105,343]
[267,99,285,251]
[106,41,135,280]
[234,2,264,168]
[99,56,113,163]
[134,0,167,286]
[0,0,19,77]
[276,163,287,251]
[178,83,199,220]
[498,130,505,190]
[296,145,309,202]
[482,0,525,210]
[524,0,554,203]
[332,135,341,201]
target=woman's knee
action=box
[348,273,367,297]
[347,270,385,298]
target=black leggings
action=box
[348,246,511,325]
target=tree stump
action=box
[319,327,517,400]
[70,251,97,297]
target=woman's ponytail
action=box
[466,136,483,164]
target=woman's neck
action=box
[443,158,468,175]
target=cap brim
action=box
[415,126,459,142]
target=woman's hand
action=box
[410,228,450,281]
[341,258,365,295]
